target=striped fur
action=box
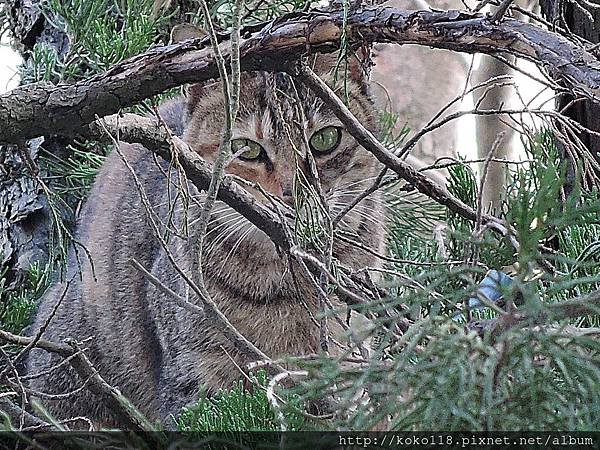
[26,67,386,427]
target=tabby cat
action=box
[26,52,386,427]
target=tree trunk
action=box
[1,0,67,293]
[540,0,600,181]
[472,1,539,211]
[371,0,466,171]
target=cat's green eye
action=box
[309,126,342,155]
[231,138,264,161]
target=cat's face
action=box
[182,68,386,300]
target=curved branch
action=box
[86,114,290,250]
[1,6,599,144]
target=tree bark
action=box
[1,7,600,145]
[2,3,599,289]
[540,0,600,179]
[0,0,70,291]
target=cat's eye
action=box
[309,126,342,155]
[231,138,264,161]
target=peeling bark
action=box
[538,0,600,190]
[0,0,70,288]
[1,6,600,145]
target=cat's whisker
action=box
[153,201,233,228]
[208,212,240,226]
[194,210,240,229]
[205,219,249,257]
[340,207,389,228]
[344,210,391,233]
[214,223,255,281]
[336,217,360,236]
[328,192,406,204]
[245,226,262,243]
[331,178,412,194]
[328,197,388,213]
[328,188,392,202]
[332,175,386,192]
[328,198,389,219]
[205,218,247,255]
[204,214,245,237]
[332,207,392,236]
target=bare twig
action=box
[99,118,272,365]
[0,398,52,431]
[130,258,204,316]
[266,370,308,431]
[489,0,515,23]
[469,288,600,338]
[0,330,159,434]
[87,113,289,250]
[293,65,508,234]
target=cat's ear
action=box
[170,23,208,44]
[310,45,373,92]
[170,24,210,111]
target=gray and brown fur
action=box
[26,59,387,427]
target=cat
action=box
[25,53,387,427]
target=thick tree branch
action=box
[87,113,290,250]
[1,6,600,144]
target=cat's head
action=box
[178,31,385,299]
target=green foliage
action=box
[289,130,600,431]
[381,111,444,249]
[199,0,310,29]
[0,263,50,334]
[19,42,61,83]
[5,0,600,432]
[337,321,600,431]
[40,144,106,205]
[174,371,305,433]
[379,110,410,151]
[28,0,170,82]
[20,0,312,84]
[33,143,107,273]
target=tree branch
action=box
[0,330,160,434]
[293,65,506,232]
[469,287,600,338]
[1,6,599,144]
[86,113,290,250]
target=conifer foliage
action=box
[0,0,599,437]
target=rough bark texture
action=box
[0,139,46,271]
[560,2,600,168]
[540,0,600,179]
[0,0,70,289]
[2,6,600,145]
[4,0,69,55]
[2,2,600,288]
